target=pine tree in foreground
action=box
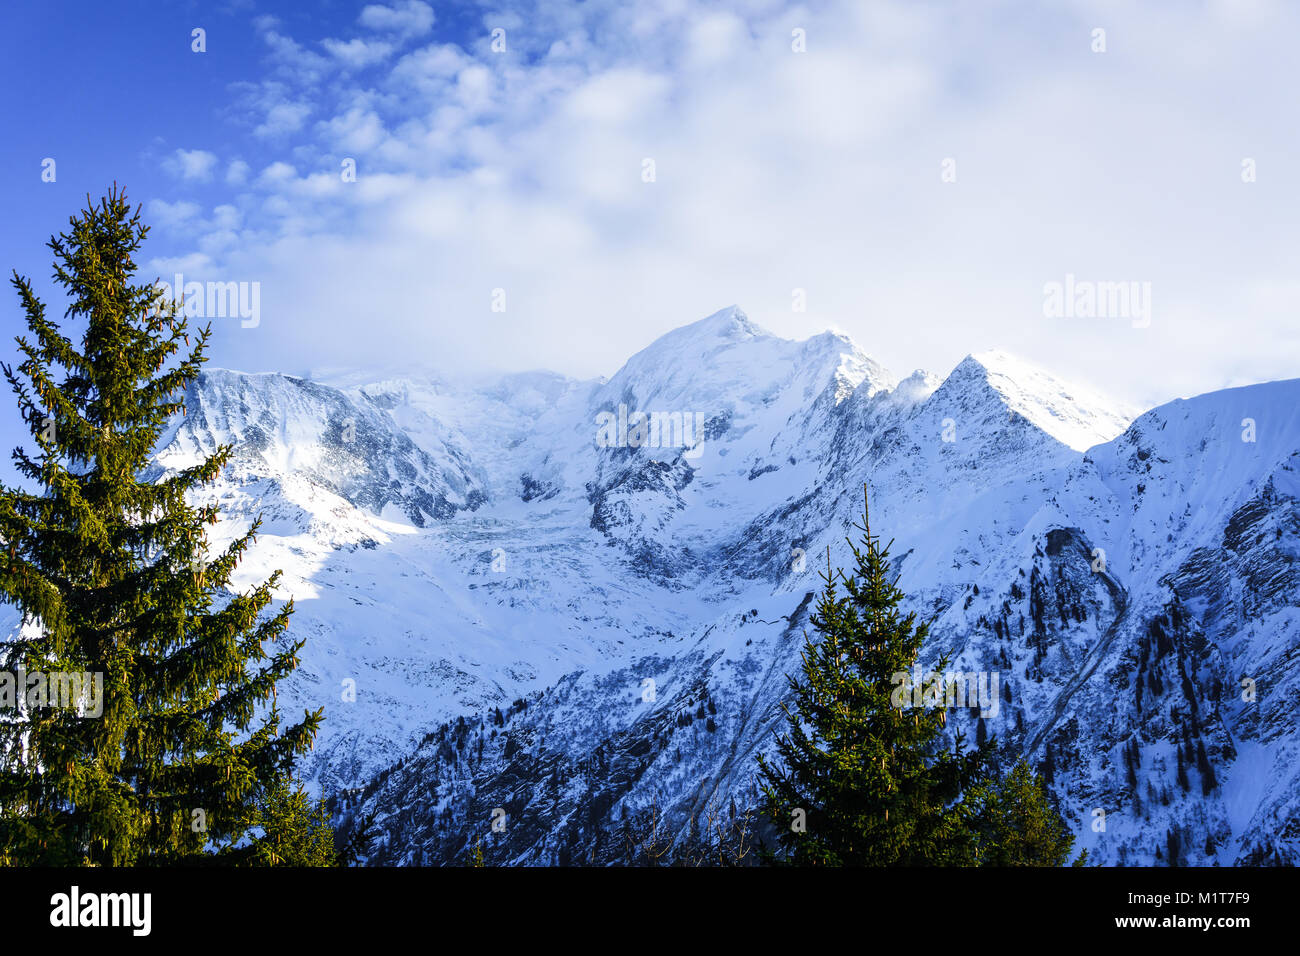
[757,488,1079,866]
[0,188,329,865]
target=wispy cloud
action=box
[254,15,333,82]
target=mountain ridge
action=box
[6,307,1295,865]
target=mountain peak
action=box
[945,349,1136,451]
[659,305,768,344]
[602,306,772,387]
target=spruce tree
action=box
[250,780,337,866]
[757,489,989,865]
[0,188,327,865]
[964,761,1083,866]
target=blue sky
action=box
[3,0,1299,486]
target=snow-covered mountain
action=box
[16,305,1295,865]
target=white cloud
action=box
[162,149,218,181]
[255,101,313,138]
[226,159,251,185]
[318,107,388,153]
[322,37,396,69]
[212,204,243,231]
[146,199,201,230]
[146,251,213,277]
[257,161,299,186]
[563,68,669,124]
[358,1,435,39]
[144,203,248,271]
[684,12,751,68]
[254,15,332,82]
[392,43,467,88]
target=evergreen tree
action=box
[333,805,379,867]
[757,487,1078,866]
[964,761,1084,866]
[249,779,337,866]
[757,488,989,865]
[0,188,327,865]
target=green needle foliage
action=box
[250,780,337,867]
[965,761,1086,867]
[0,188,329,865]
[758,487,1078,866]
